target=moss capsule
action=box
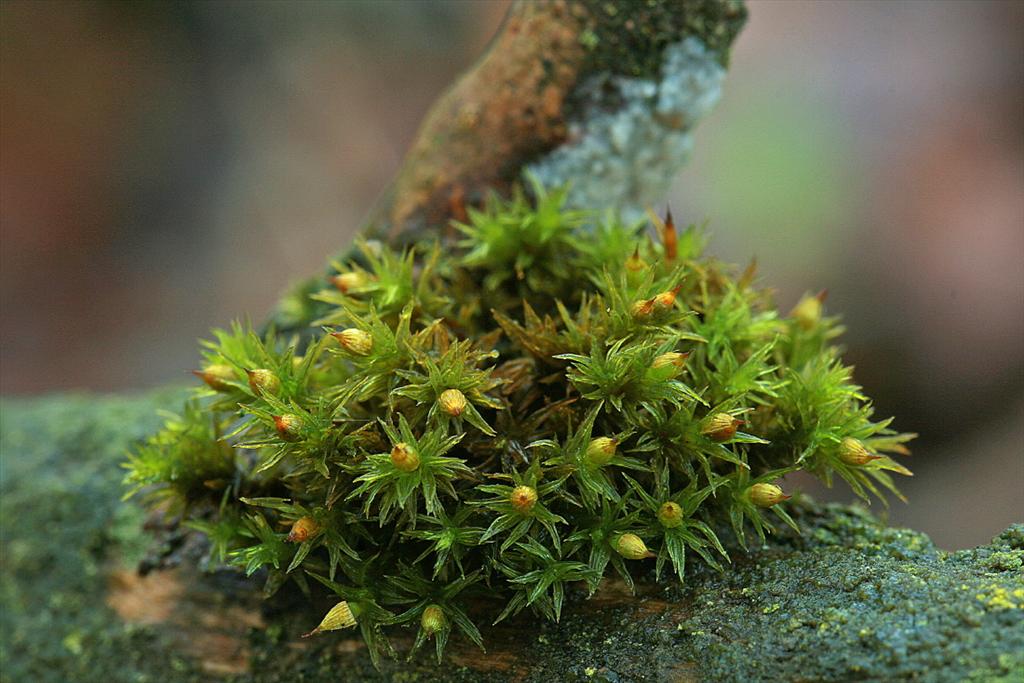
[748,483,790,508]
[391,442,420,472]
[273,414,302,441]
[791,290,827,330]
[661,207,677,261]
[193,364,235,391]
[615,533,654,560]
[330,271,366,294]
[509,485,538,514]
[839,437,881,466]
[246,368,280,396]
[657,501,684,528]
[653,284,682,311]
[701,412,742,442]
[438,388,467,417]
[332,328,373,355]
[631,297,656,319]
[421,604,447,635]
[303,600,357,637]
[585,436,618,467]
[287,516,320,543]
[651,351,689,378]
[625,246,647,273]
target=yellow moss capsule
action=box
[332,328,373,355]
[390,442,420,472]
[651,351,690,378]
[701,412,742,442]
[246,368,280,396]
[509,485,538,514]
[791,291,826,330]
[330,271,366,294]
[438,388,467,417]
[193,364,234,392]
[625,247,647,273]
[421,604,447,635]
[657,501,684,528]
[273,414,302,441]
[615,533,654,560]
[839,437,881,466]
[303,600,356,637]
[748,483,790,508]
[287,516,320,543]
[585,436,618,467]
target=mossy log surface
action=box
[2,391,1021,682]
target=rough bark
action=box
[367,0,746,242]
[2,392,1021,682]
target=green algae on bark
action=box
[0,390,206,683]
[2,391,1021,682]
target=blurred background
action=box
[2,0,1020,549]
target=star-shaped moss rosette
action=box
[125,183,914,666]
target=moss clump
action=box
[3,394,1018,681]
[125,181,913,666]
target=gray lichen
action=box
[527,37,725,218]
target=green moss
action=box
[1,393,1020,680]
[121,182,921,668]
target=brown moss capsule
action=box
[438,388,467,417]
[791,290,827,330]
[330,271,366,294]
[287,516,320,543]
[273,414,302,441]
[421,604,447,635]
[246,368,280,396]
[193,364,234,391]
[509,485,538,514]
[748,483,790,508]
[631,296,656,319]
[653,284,682,311]
[391,442,420,472]
[839,437,881,466]
[332,328,373,355]
[615,533,654,560]
[657,501,684,528]
[701,412,742,442]
[662,207,678,261]
[585,436,618,467]
[303,600,356,637]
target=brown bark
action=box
[368,0,746,242]
[375,0,584,241]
